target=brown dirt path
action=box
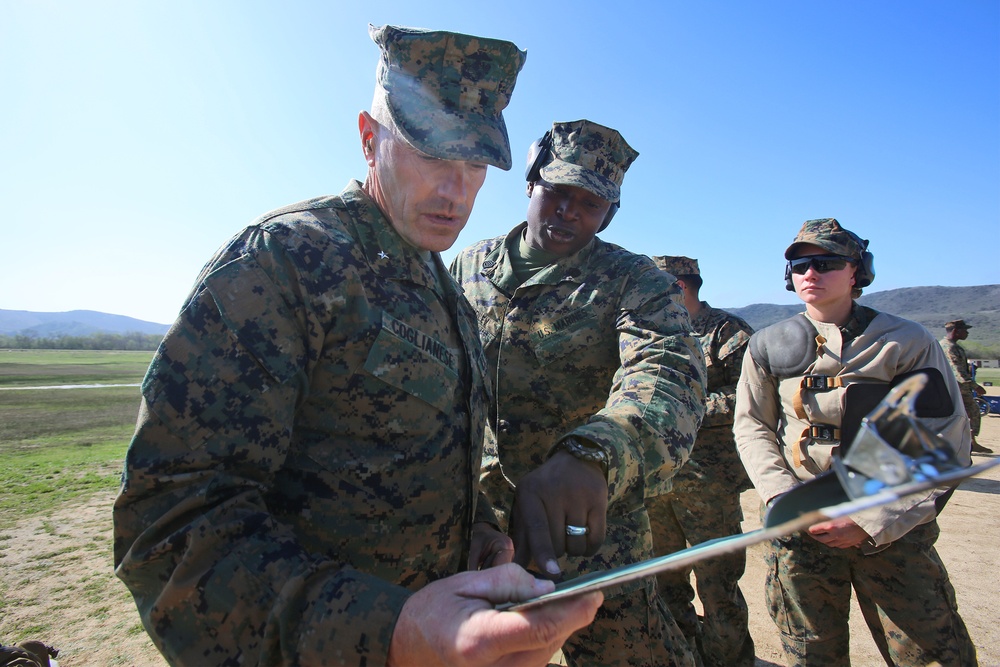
[0,495,166,666]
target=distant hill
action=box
[3,284,997,351]
[0,309,170,338]
[725,285,1000,350]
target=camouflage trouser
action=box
[561,578,701,667]
[556,505,701,667]
[646,480,754,667]
[764,518,977,667]
[0,641,58,667]
[961,385,981,437]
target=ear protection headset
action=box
[525,130,619,232]
[784,230,876,291]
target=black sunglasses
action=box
[787,254,857,275]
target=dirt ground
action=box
[0,495,168,667]
[1,391,998,666]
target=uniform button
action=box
[484,260,495,269]
[497,419,510,433]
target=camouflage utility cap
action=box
[945,320,972,330]
[536,120,638,202]
[652,255,699,277]
[370,24,526,170]
[784,218,867,260]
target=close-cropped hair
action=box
[370,89,393,130]
[679,274,703,292]
[369,88,408,147]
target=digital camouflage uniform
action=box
[939,328,981,441]
[735,218,976,667]
[645,255,755,667]
[114,24,528,667]
[113,182,497,665]
[450,228,707,667]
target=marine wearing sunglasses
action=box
[787,254,857,275]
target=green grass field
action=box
[977,367,1000,387]
[0,350,153,530]
[0,349,154,387]
[1,350,994,532]
[0,350,162,661]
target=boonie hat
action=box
[785,218,867,260]
[945,320,972,330]
[370,24,526,170]
[652,255,700,277]
[536,120,638,202]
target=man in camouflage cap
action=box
[450,120,708,667]
[369,24,523,170]
[114,25,604,667]
[940,319,992,454]
[645,256,756,667]
[735,217,976,665]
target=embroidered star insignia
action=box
[377,251,389,260]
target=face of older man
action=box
[363,114,488,253]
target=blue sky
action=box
[2,0,997,325]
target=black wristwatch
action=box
[553,437,609,477]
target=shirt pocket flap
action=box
[364,311,459,413]
[531,306,601,366]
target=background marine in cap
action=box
[645,255,756,667]
[113,25,604,667]
[734,217,977,665]
[450,120,707,667]
[940,319,992,454]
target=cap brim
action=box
[386,86,512,170]
[784,240,855,260]
[539,159,619,202]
